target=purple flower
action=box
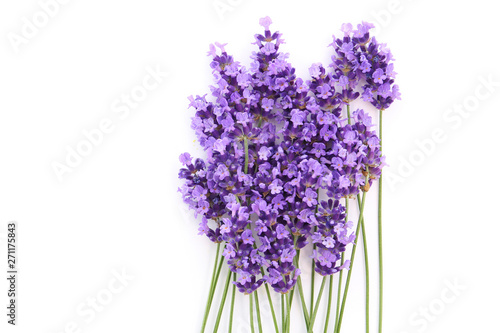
[331,157,343,170]
[214,42,227,53]
[362,88,374,102]
[340,23,353,36]
[317,84,332,99]
[373,68,386,84]
[338,75,349,86]
[220,219,232,234]
[179,152,192,166]
[343,130,357,145]
[274,78,289,91]
[281,248,296,263]
[261,42,276,55]
[241,229,255,245]
[198,218,209,236]
[309,63,322,78]
[322,237,336,248]
[311,143,326,158]
[291,109,306,127]
[258,146,272,160]
[267,268,282,284]
[276,224,288,240]
[344,153,358,167]
[359,61,371,73]
[269,179,283,194]
[192,185,207,201]
[236,112,251,126]
[261,98,274,112]
[215,164,230,180]
[339,175,350,189]
[392,84,401,100]
[259,16,272,30]
[303,188,318,207]
[213,139,228,154]
[378,83,391,98]
[238,270,252,284]
[340,42,353,54]
[386,63,397,78]
[272,194,286,210]
[223,244,236,258]
[255,220,268,235]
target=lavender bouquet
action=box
[178,17,400,333]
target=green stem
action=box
[310,252,316,323]
[378,110,384,333]
[310,191,320,327]
[263,279,280,333]
[358,195,370,333]
[334,199,349,331]
[229,274,236,333]
[255,292,263,333]
[334,252,344,331]
[307,276,327,333]
[294,249,311,330]
[200,243,222,333]
[296,276,311,329]
[244,137,249,174]
[323,275,333,333]
[213,253,225,291]
[281,294,285,333]
[286,292,292,333]
[336,188,368,333]
[213,271,233,333]
[250,293,255,333]
[285,286,294,332]
[285,242,300,330]
[207,250,225,316]
[346,103,351,125]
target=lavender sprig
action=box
[178,17,398,333]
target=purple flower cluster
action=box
[328,22,401,110]
[179,18,396,294]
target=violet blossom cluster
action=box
[328,22,401,110]
[178,18,397,295]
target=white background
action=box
[1,0,499,332]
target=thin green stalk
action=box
[358,194,370,333]
[310,190,320,326]
[255,292,263,333]
[229,274,236,333]
[281,294,285,333]
[213,271,233,333]
[286,292,292,333]
[334,252,344,331]
[201,243,222,333]
[323,275,333,333]
[361,219,370,333]
[296,276,311,329]
[244,137,249,174]
[208,251,225,314]
[285,286,294,332]
[285,242,299,330]
[263,278,280,333]
[334,199,349,330]
[213,253,225,290]
[294,249,311,330]
[346,104,351,124]
[307,276,327,333]
[250,293,255,333]
[310,249,316,323]
[378,110,384,333]
[336,188,368,333]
